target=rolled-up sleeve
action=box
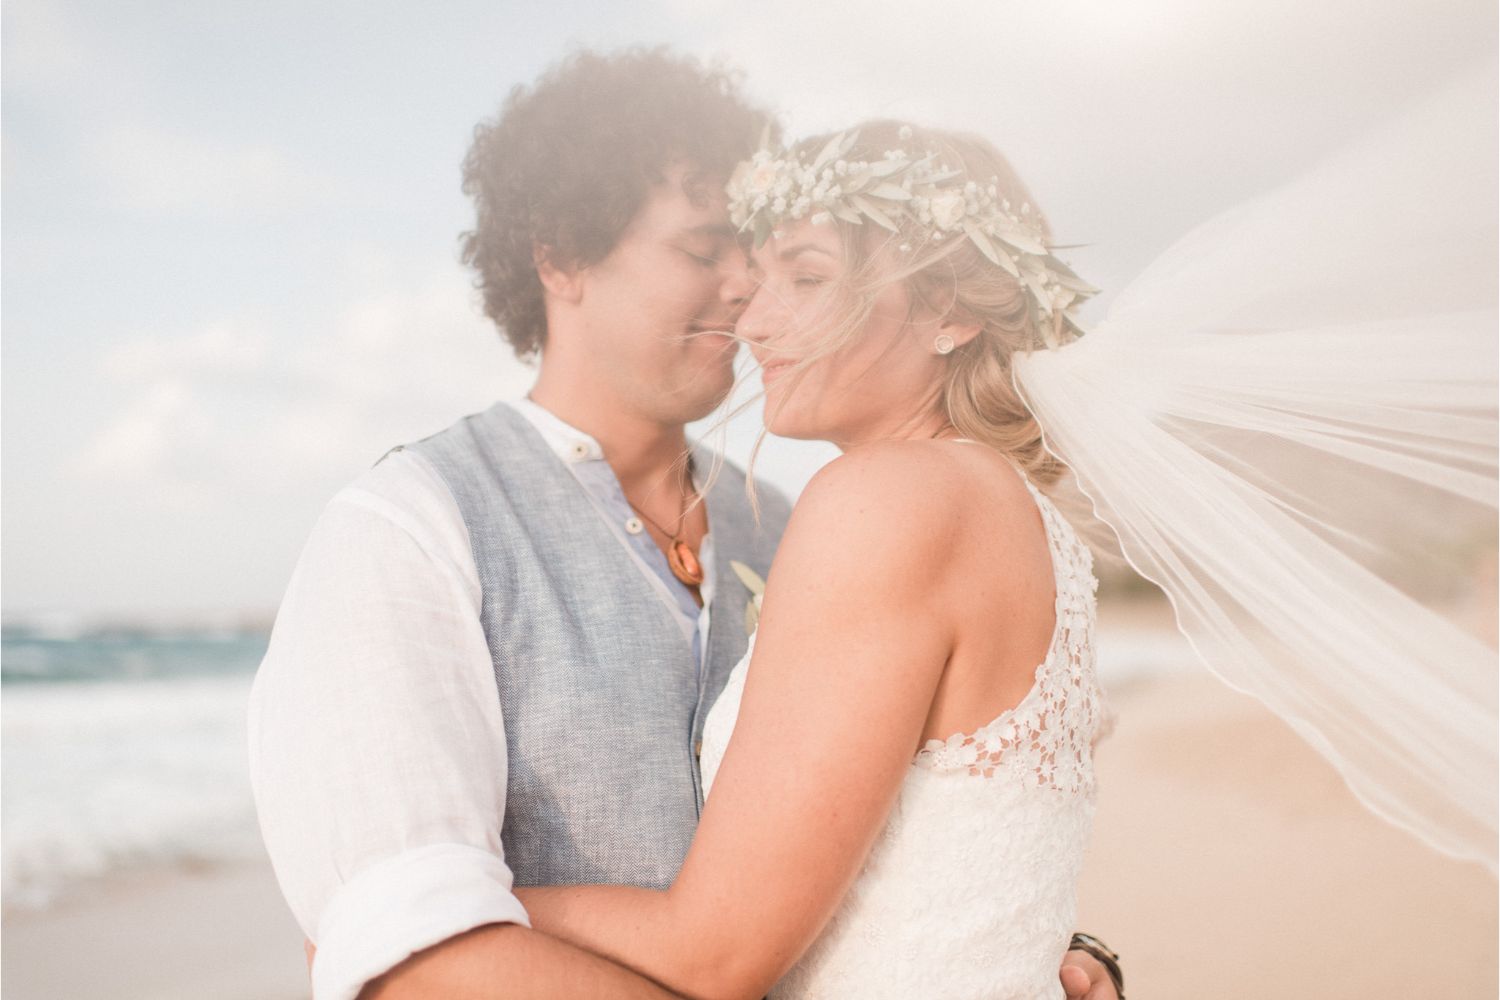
[248,452,529,1000]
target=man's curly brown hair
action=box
[460,48,774,360]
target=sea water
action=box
[2,630,270,910]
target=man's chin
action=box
[674,385,736,426]
[667,359,739,423]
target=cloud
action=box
[90,124,340,217]
[73,380,206,485]
[101,324,270,383]
[69,263,534,504]
[0,0,92,93]
[3,0,356,221]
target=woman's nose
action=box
[734,282,781,346]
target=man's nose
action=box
[719,249,757,309]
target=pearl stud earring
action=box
[934,334,955,355]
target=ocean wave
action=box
[1,632,268,685]
[1,673,264,910]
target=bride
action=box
[510,120,1108,999]
[514,88,1497,998]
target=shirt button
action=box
[624,517,645,535]
[569,442,590,460]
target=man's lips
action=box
[687,323,737,345]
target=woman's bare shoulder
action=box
[796,439,1032,522]
[775,441,1038,596]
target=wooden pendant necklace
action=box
[625,463,704,588]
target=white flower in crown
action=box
[928,191,967,230]
[746,155,778,194]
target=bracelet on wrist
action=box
[1069,932,1125,999]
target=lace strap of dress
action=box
[912,471,1102,791]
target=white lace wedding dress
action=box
[700,473,1105,1000]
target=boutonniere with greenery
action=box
[729,560,766,636]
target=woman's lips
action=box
[760,361,796,386]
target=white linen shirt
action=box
[248,399,717,1000]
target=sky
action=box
[2,0,1496,622]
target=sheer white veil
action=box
[1013,62,1498,872]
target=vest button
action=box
[694,740,703,760]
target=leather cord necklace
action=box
[625,461,704,588]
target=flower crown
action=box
[726,127,1099,347]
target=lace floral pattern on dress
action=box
[912,481,1102,794]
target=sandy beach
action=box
[1076,672,1498,997]
[5,669,1495,999]
[2,860,310,1000]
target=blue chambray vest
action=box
[406,402,788,888]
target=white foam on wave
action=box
[2,673,263,910]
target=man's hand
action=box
[1060,947,1120,1000]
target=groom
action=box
[250,48,1120,1000]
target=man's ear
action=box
[533,244,584,304]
